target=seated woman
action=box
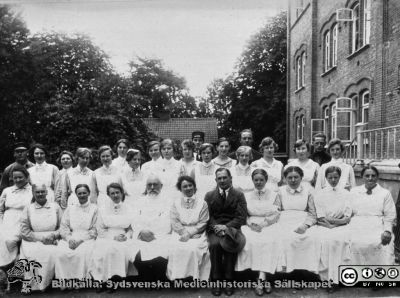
[20,183,62,292]
[55,184,98,282]
[0,166,32,268]
[286,139,319,189]
[167,176,209,281]
[275,166,319,274]
[121,149,146,206]
[313,166,352,286]
[348,165,396,265]
[212,137,234,169]
[236,169,280,295]
[315,138,356,191]
[88,183,135,286]
[231,146,254,195]
[28,144,59,203]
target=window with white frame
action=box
[331,104,337,139]
[324,30,331,71]
[324,106,330,137]
[351,0,371,53]
[295,115,305,140]
[301,52,306,87]
[332,24,338,66]
[361,91,369,124]
[296,52,305,90]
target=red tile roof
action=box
[142,118,218,143]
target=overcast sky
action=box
[11,0,287,97]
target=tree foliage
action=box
[202,11,287,150]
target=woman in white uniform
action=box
[0,166,32,267]
[168,176,209,280]
[141,140,163,176]
[121,149,146,206]
[231,146,254,195]
[54,151,74,204]
[28,144,59,203]
[55,184,98,283]
[159,139,181,197]
[113,139,130,173]
[179,139,197,177]
[20,183,62,292]
[252,137,283,192]
[212,137,234,169]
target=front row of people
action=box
[0,164,396,296]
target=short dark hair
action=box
[98,145,113,157]
[293,139,310,153]
[147,140,161,153]
[116,138,130,148]
[259,137,279,152]
[199,143,215,155]
[327,138,345,152]
[325,166,342,178]
[283,166,304,178]
[181,139,196,152]
[126,149,141,162]
[313,133,327,141]
[251,168,268,181]
[11,164,29,178]
[176,175,197,191]
[240,129,253,137]
[216,137,230,147]
[75,183,90,194]
[215,167,231,178]
[106,183,126,201]
[30,143,48,158]
[361,165,379,177]
[58,150,75,166]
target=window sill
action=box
[347,44,370,60]
[321,66,337,77]
[294,86,305,94]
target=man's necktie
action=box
[221,190,226,202]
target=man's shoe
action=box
[224,286,234,296]
[211,286,222,296]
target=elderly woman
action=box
[315,138,356,191]
[167,176,209,280]
[20,183,62,292]
[313,166,352,285]
[252,137,283,192]
[190,143,217,199]
[121,149,146,205]
[231,146,254,195]
[141,140,163,175]
[94,145,122,210]
[348,166,396,265]
[0,166,32,267]
[275,166,319,274]
[286,139,319,189]
[28,143,59,203]
[212,137,234,169]
[88,183,135,287]
[54,184,98,282]
[61,148,97,209]
[179,139,197,176]
[113,139,130,173]
[236,169,280,295]
[159,139,181,197]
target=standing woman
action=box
[113,139,130,173]
[231,146,254,195]
[141,141,163,176]
[20,184,63,292]
[286,139,319,189]
[121,149,146,205]
[0,166,32,267]
[212,137,234,169]
[55,184,98,281]
[61,148,97,209]
[252,137,283,192]
[94,145,122,210]
[190,143,217,199]
[28,143,59,203]
[55,151,74,204]
[275,166,319,274]
[159,139,181,196]
[315,138,356,191]
[348,166,396,265]
[179,139,197,176]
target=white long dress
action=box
[88,201,136,281]
[158,158,181,198]
[55,202,98,280]
[113,156,129,173]
[286,159,319,189]
[236,188,281,274]
[64,166,97,208]
[94,165,122,210]
[231,164,254,196]
[192,162,217,200]
[167,195,209,280]
[179,159,197,177]
[251,158,283,192]
[0,184,32,266]
[130,194,172,261]
[28,162,59,203]
[20,202,62,291]
[315,158,356,191]
[141,157,163,176]
[347,184,396,265]
[275,185,320,273]
[121,167,146,207]
[313,186,352,283]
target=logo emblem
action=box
[341,268,358,286]
[387,268,399,279]
[362,268,373,279]
[374,268,386,279]
[7,259,42,294]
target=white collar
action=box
[286,184,303,194]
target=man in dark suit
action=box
[192,131,204,161]
[229,129,262,163]
[310,133,331,166]
[205,168,247,296]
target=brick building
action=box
[287,0,400,197]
